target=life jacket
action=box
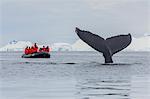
[34,44,38,49]
[39,48,42,52]
[45,49,48,52]
[35,47,38,52]
[32,47,38,53]
[42,48,46,52]
[32,47,36,54]
[28,48,33,54]
[45,48,50,52]
[25,48,29,54]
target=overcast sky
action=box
[1,0,149,47]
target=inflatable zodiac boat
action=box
[22,52,50,58]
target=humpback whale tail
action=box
[75,27,132,63]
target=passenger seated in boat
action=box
[33,43,38,53]
[39,48,42,52]
[45,46,50,52]
[24,46,29,54]
[33,47,36,54]
[38,46,50,53]
[31,46,37,54]
[28,47,32,54]
[24,46,33,54]
[42,46,46,52]
[24,43,51,55]
[34,43,38,48]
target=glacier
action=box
[51,43,72,51]
[0,40,32,51]
[0,41,72,52]
[125,36,150,51]
[0,36,150,52]
[72,36,150,51]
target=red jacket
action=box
[25,49,28,54]
[28,49,32,54]
[45,48,50,52]
[32,47,38,53]
[35,47,38,52]
[42,48,46,52]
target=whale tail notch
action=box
[75,27,132,63]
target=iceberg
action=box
[0,41,73,52]
[72,35,150,52]
[0,35,150,52]
[72,39,94,51]
[51,43,72,51]
[0,40,32,51]
[125,36,150,51]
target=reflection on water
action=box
[74,61,150,99]
[76,76,150,99]
[131,76,150,99]
[75,63,131,99]
[76,81,130,99]
[0,52,150,99]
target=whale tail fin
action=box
[75,27,132,63]
[106,34,132,55]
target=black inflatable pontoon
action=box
[22,52,50,58]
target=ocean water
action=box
[0,51,150,99]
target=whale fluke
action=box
[75,27,132,63]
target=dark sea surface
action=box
[0,51,150,99]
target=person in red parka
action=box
[24,46,29,54]
[42,46,46,52]
[28,47,32,54]
[34,43,38,53]
[39,48,42,52]
[45,46,50,52]
[31,46,35,54]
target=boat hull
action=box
[22,52,50,58]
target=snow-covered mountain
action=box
[126,36,150,51]
[72,36,150,51]
[72,39,94,51]
[0,36,150,52]
[0,40,32,51]
[51,43,72,51]
[0,41,72,52]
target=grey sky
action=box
[1,0,149,47]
